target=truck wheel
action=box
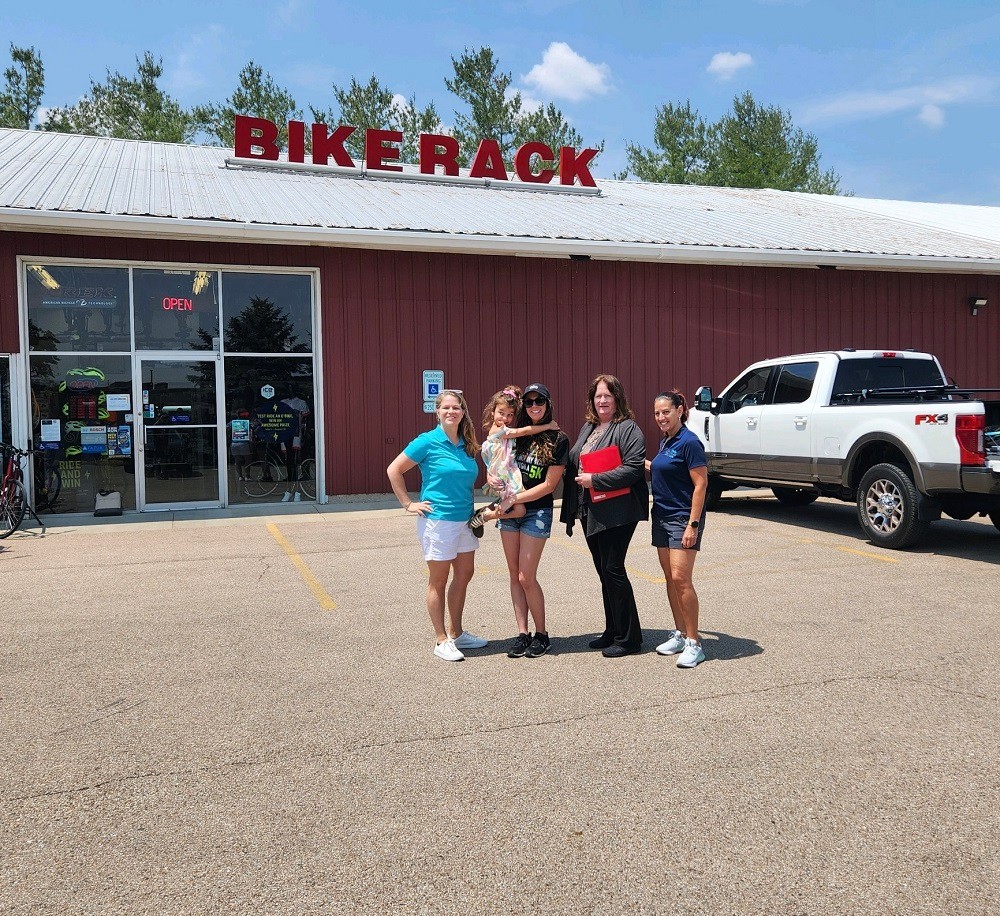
[772,486,819,507]
[705,476,724,511]
[989,511,1000,534]
[856,463,929,549]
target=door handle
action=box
[794,416,808,428]
[746,418,758,429]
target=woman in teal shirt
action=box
[387,390,489,662]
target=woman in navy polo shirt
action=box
[387,390,489,662]
[646,390,708,668]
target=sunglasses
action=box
[524,397,548,406]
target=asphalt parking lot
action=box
[1,494,998,915]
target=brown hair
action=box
[655,389,689,424]
[481,385,522,434]
[584,374,635,424]
[436,390,479,457]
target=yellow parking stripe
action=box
[266,522,337,610]
[832,545,900,563]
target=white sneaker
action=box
[281,491,292,502]
[656,630,686,655]
[452,631,488,650]
[434,639,464,662]
[293,492,301,502]
[676,638,705,668]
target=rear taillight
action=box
[956,414,985,466]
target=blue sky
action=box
[3,0,999,203]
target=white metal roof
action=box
[4,127,1000,272]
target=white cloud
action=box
[801,76,995,126]
[521,42,611,103]
[506,85,543,114]
[706,51,754,81]
[918,103,946,128]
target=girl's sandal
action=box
[468,507,488,537]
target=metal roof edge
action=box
[4,207,1000,274]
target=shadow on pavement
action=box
[715,495,1000,565]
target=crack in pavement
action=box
[53,699,150,736]
[3,664,932,804]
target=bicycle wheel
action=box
[243,460,283,498]
[298,458,316,500]
[0,479,27,538]
[36,469,62,512]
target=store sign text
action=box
[234,115,599,188]
[162,297,194,311]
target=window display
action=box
[133,269,220,351]
[29,354,136,513]
[26,264,130,352]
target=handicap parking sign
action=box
[422,370,444,402]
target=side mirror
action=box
[694,386,716,415]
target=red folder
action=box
[580,445,631,502]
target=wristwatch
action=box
[688,519,700,529]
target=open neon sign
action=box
[162,297,194,311]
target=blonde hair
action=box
[436,390,479,457]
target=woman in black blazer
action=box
[560,374,648,656]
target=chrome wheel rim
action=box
[864,478,903,534]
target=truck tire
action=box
[989,510,1000,534]
[772,486,819,507]
[856,463,930,549]
[705,476,724,512]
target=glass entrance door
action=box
[135,353,223,509]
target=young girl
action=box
[469,386,558,532]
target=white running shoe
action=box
[281,491,292,502]
[676,638,705,668]
[293,492,301,502]
[434,639,465,662]
[656,630,686,655]
[452,631,488,650]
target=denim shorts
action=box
[498,506,553,539]
[651,512,704,550]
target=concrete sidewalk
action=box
[1,496,997,914]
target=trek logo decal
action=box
[915,414,948,425]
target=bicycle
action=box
[33,450,62,512]
[1,443,46,538]
[241,447,288,498]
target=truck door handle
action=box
[794,416,807,428]
[746,418,758,429]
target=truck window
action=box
[832,358,945,399]
[772,361,818,404]
[720,366,772,413]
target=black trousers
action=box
[585,522,643,650]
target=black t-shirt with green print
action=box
[514,432,569,511]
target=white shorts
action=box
[417,517,480,562]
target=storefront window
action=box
[26,264,130,352]
[222,273,312,353]
[224,356,315,503]
[133,268,220,351]
[29,354,136,513]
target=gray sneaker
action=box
[656,630,686,656]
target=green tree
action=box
[312,75,439,163]
[621,91,842,194]
[194,61,301,149]
[620,101,711,184]
[445,46,602,169]
[42,52,193,142]
[445,47,523,167]
[0,44,45,129]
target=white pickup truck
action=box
[690,349,1000,548]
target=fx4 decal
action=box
[915,413,948,425]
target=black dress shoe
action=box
[602,643,640,658]
[588,634,614,650]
